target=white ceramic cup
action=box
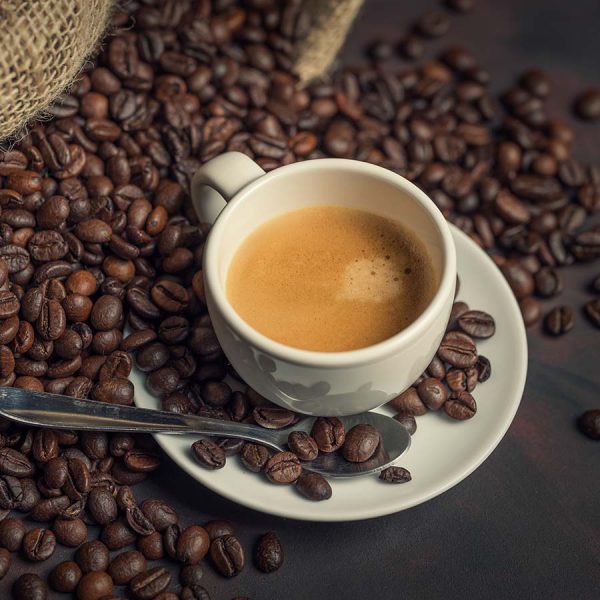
[191,152,456,416]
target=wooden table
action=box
[4,1,600,598]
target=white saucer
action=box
[132,225,527,522]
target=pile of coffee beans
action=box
[0,423,282,599]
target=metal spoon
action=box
[0,387,411,478]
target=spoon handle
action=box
[0,387,284,451]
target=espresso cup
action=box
[191,152,456,416]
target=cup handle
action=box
[191,152,266,225]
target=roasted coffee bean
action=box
[0,447,34,477]
[578,409,600,439]
[210,534,245,577]
[500,262,535,299]
[49,560,82,593]
[22,527,56,561]
[544,305,575,336]
[126,505,155,536]
[393,413,417,436]
[77,571,114,600]
[438,331,477,368]
[76,540,110,573]
[574,89,600,121]
[457,310,496,339]
[287,431,319,461]
[101,518,137,550]
[379,466,412,484]
[342,424,380,462]
[311,417,345,453]
[13,573,49,600]
[295,471,332,501]
[584,298,600,328]
[388,387,427,415]
[200,380,232,407]
[427,355,446,379]
[254,531,283,573]
[53,517,88,547]
[0,516,25,551]
[176,525,210,565]
[108,550,147,585]
[123,449,160,472]
[138,531,164,561]
[417,377,449,410]
[87,487,118,525]
[192,439,226,470]
[253,406,295,429]
[534,267,563,298]
[130,567,171,600]
[444,391,477,420]
[265,451,302,484]
[140,498,178,532]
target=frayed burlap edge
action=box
[0,0,115,144]
[293,0,364,85]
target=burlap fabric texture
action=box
[0,0,113,142]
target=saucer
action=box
[132,225,527,522]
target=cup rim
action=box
[203,158,456,368]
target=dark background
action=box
[5,1,600,598]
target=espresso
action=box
[226,205,436,352]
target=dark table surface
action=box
[5,1,600,598]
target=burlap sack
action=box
[293,0,364,84]
[0,0,113,142]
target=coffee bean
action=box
[387,387,427,416]
[108,550,147,585]
[457,310,496,338]
[253,406,295,429]
[0,447,34,476]
[287,431,319,461]
[311,417,345,453]
[584,298,600,328]
[342,424,381,462]
[210,534,245,577]
[544,305,575,336]
[500,262,535,299]
[0,516,25,550]
[130,567,171,600]
[126,505,155,536]
[265,451,302,484]
[140,498,178,532]
[574,89,600,121]
[379,466,412,484]
[534,267,563,298]
[417,10,450,37]
[192,439,226,470]
[438,331,477,368]
[53,517,88,547]
[22,527,56,561]
[138,531,164,560]
[13,573,48,600]
[417,377,449,410]
[76,540,110,573]
[176,525,210,565]
[77,571,114,600]
[254,531,283,573]
[87,487,118,525]
[393,413,417,436]
[444,391,477,420]
[578,410,600,439]
[295,472,333,501]
[49,560,82,593]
